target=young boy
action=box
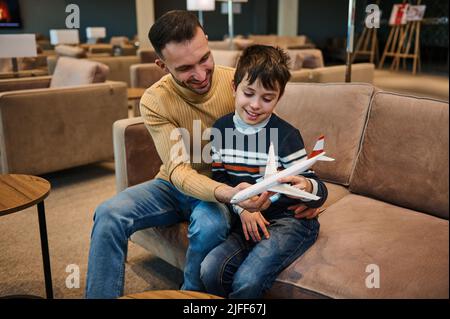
[200,45,328,298]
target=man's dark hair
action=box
[148,10,204,58]
[234,45,291,98]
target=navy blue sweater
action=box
[210,113,328,215]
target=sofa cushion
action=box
[129,181,350,272]
[55,45,87,58]
[287,49,324,69]
[275,83,375,186]
[272,194,449,298]
[350,92,449,219]
[50,57,110,88]
[211,50,241,68]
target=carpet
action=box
[0,161,182,299]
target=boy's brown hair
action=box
[234,45,291,98]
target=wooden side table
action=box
[0,174,53,299]
[127,88,147,117]
[120,290,223,299]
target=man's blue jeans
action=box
[200,211,320,298]
[85,178,232,299]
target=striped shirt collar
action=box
[233,111,272,135]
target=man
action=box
[85,10,319,299]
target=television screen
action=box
[0,0,22,28]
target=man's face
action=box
[156,27,214,95]
[233,77,281,125]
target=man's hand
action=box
[240,210,270,242]
[287,203,321,219]
[214,182,272,212]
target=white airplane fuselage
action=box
[229,152,326,204]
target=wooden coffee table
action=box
[121,290,223,299]
[0,174,53,299]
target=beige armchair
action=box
[0,60,128,175]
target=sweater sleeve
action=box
[279,129,328,208]
[140,94,224,202]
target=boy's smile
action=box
[233,78,280,125]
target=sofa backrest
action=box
[130,63,167,89]
[350,92,449,219]
[276,82,376,186]
[88,55,140,86]
[211,50,241,68]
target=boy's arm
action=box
[279,129,328,208]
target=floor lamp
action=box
[187,0,215,27]
[217,0,248,49]
[0,34,37,77]
[346,0,356,82]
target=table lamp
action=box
[187,0,215,26]
[49,29,80,45]
[86,27,107,44]
[0,34,37,76]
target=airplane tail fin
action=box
[308,135,335,161]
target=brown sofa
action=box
[0,75,128,175]
[113,82,448,298]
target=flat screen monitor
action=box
[0,0,22,28]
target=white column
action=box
[135,0,155,49]
[278,0,299,36]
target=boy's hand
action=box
[278,176,313,195]
[240,210,270,242]
[287,204,321,219]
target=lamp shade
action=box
[187,0,215,11]
[0,34,37,58]
[50,29,80,45]
[86,27,107,39]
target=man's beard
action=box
[170,70,213,95]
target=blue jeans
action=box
[200,211,320,299]
[85,178,232,299]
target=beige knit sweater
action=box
[140,65,235,202]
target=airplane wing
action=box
[264,142,278,178]
[268,184,321,201]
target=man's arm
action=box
[141,95,224,202]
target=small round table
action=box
[120,290,223,299]
[0,174,53,299]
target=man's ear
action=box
[231,80,237,96]
[155,59,168,72]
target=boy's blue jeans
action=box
[200,211,320,299]
[85,178,232,299]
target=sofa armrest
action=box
[130,63,167,89]
[113,117,163,193]
[0,76,52,93]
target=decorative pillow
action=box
[50,57,110,88]
[295,50,324,69]
[55,45,87,58]
[290,54,304,70]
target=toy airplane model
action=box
[230,136,334,204]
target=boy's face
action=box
[233,77,281,125]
